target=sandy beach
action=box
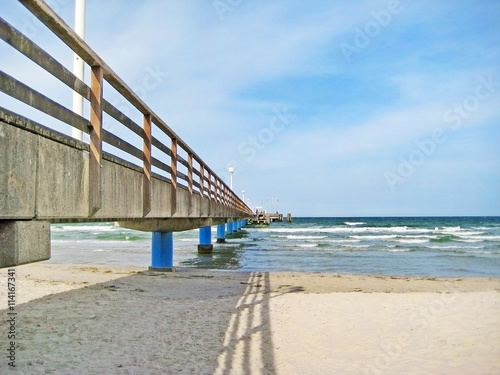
[1,263,499,374]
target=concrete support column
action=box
[198,226,213,254]
[150,231,174,271]
[0,221,51,268]
[216,223,226,243]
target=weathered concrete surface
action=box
[1,116,249,223]
[0,221,50,267]
[0,122,37,219]
[94,159,143,219]
[36,136,89,219]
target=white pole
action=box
[228,167,235,190]
[71,0,86,141]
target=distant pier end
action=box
[248,210,292,225]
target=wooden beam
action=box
[142,114,152,216]
[170,138,178,215]
[89,65,103,216]
[0,17,89,99]
[0,70,88,132]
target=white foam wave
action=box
[350,235,398,240]
[259,226,432,234]
[341,244,373,249]
[345,222,366,226]
[470,235,500,241]
[327,239,361,243]
[52,225,117,232]
[441,226,462,232]
[397,239,429,244]
[298,244,318,248]
[280,235,328,240]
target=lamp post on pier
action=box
[228,167,235,190]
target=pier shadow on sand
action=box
[213,272,277,374]
[0,266,279,374]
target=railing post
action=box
[216,179,221,205]
[170,137,177,215]
[209,171,214,201]
[142,113,152,216]
[89,65,103,216]
[187,153,193,195]
[187,152,193,215]
[207,168,212,216]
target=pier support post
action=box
[150,231,175,272]
[198,226,213,254]
[0,221,51,268]
[216,223,226,243]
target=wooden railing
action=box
[0,0,252,217]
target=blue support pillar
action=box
[216,223,226,243]
[198,226,213,254]
[150,231,175,272]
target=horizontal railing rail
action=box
[0,0,252,217]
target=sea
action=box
[50,217,500,278]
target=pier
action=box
[0,0,252,269]
[248,211,292,225]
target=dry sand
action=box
[0,263,499,374]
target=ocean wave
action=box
[465,235,500,241]
[259,226,433,234]
[52,224,118,232]
[340,244,373,249]
[326,239,361,243]
[397,239,429,244]
[298,243,319,248]
[280,235,328,240]
[427,245,480,250]
[350,235,399,240]
[344,222,366,226]
[431,235,460,243]
[440,226,462,232]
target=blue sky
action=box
[1,0,499,216]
